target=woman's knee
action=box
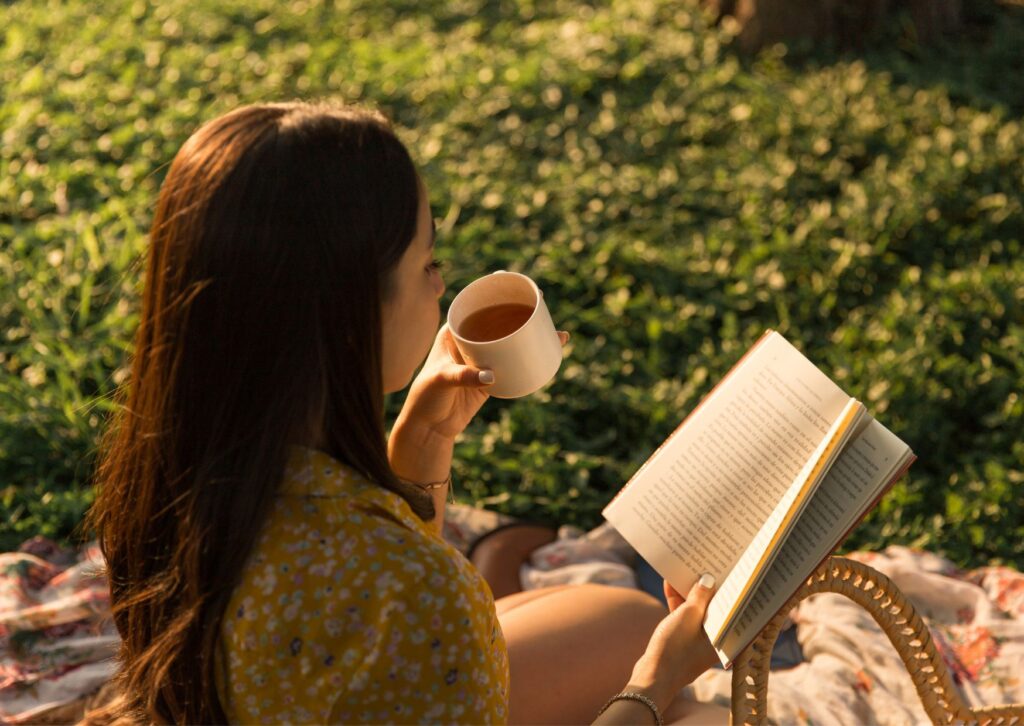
[585,584,666,638]
[469,524,557,564]
[574,583,666,619]
[501,583,666,645]
[469,524,558,599]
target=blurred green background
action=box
[1,0,1022,567]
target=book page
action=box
[703,398,863,644]
[712,417,912,665]
[603,331,851,592]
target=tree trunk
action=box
[705,0,963,53]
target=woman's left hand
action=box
[394,324,495,442]
[396,325,569,441]
[389,325,567,532]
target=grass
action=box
[1,0,1022,567]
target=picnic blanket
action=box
[687,547,1024,724]
[3,510,1023,724]
[0,537,117,724]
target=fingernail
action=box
[478,370,495,384]
[559,330,570,341]
[699,573,715,589]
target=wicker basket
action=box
[730,557,1024,726]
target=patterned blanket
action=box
[688,547,1024,724]
[3,511,1022,724]
[0,537,117,724]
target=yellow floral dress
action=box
[217,447,510,724]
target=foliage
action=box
[1,0,1022,566]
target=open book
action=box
[603,330,915,667]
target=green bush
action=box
[2,0,1022,566]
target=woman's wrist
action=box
[594,689,665,726]
[624,656,682,713]
[387,418,455,483]
[388,420,455,537]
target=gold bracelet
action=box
[401,473,450,491]
[399,473,454,503]
[597,691,663,726]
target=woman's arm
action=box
[387,421,455,537]
[388,326,491,536]
[388,326,567,536]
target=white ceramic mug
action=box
[448,271,563,399]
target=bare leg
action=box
[497,583,666,724]
[470,524,558,599]
[494,585,571,617]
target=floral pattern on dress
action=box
[218,447,509,725]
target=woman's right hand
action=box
[626,574,720,709]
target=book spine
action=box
[723,453,916,663]
[709,398,863,644]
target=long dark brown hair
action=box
[88,102,433,724]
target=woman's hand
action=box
[624,575,720,711]
[395,324,570,442]
[394,324,494,442]
[388,324,567,535]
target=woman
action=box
[90,102,723,724]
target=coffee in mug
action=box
[448,271,562,398]
[457,303,536,342]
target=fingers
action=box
[437,324,467,365]
[664,573,716,612]
[426,326,493,388]
[664,580,685,612]
[433,326,566,385]
[640,573,720,690]
[437,364,494,389]
[682,573,717,615]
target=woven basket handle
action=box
[729,556,1024,725]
